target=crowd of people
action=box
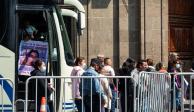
[17,20,192,112]
[71,55,116,112]
[18,22,192,111]
[71,53,193,112]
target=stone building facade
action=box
[71,0,194,70]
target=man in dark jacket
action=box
[118,58,136,112]
[29,59,53,112]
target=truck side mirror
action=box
[77,12,85,35]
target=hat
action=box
[97,54,104,58]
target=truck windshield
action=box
[55,6,74,66]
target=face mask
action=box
[40,66,46,72]
[26,27,33,35]
[176,64,181,69]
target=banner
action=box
[18,40,48,76]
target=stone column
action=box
[119,0,129,66]
[79,0,114,65]
[128,0,141,61]
[140,0,168,64]
[82,0,115,65]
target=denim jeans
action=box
[110,90,116,112]
[176,89,181,110]
[46,105,50,112]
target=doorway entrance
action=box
[169,0,194,71]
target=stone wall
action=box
[78,0,169,69]
[140,0,168,65]
[79,0,119,69]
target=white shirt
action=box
[99,74,112,109]
[103,65,115,76]
[131,68,139,85]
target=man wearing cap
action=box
[97,54,105,65]
[79,58,104,112]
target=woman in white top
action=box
[99,67,112,112]
[103,58,116,112]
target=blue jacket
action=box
[79,67,103,96]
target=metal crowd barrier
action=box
[25,76,136,112]
[136,72,171,112]
[1,73,193,112]
[170,72,194,112]
[0,78,15,112]
[23,72,194,112]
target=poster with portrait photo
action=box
[18,40,48,76]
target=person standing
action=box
[79,58,104,112]
[168,53,179,72]
[131,60,149,112]
[146,58,155,71]
[118,57,136,112]
[29,59,54,112]
[173,60,188,110]
[21,20,38,41]
[103,58,116,112]
[167,53,179,111]
[71,57,86,112]
[131,60,149,85]
[171,60,182,110]
[99,67,112,112]
[155,62,167,73]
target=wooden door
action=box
[169,0,194,70]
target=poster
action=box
[18,40,48,76]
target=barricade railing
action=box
[170,72,194,112]
[24,72,194,112]
[25,76,136,112]
[15,99,25,111]
[0,78,15,112]
[136,72,171,112]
